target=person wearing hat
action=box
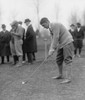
[0,24,11,64]
[40,17,73,84]
[10,20,24,67]
[74,22,84,57]
[24,18,37,64]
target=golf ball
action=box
[22,81,25,84]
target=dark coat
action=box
[69,29,75,40]
[24,25,37,53]
[74,28,84,48]
[0,30,11,56]
[21,27,25,52]
[22,28,25,42]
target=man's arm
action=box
[12,27,23,38]
[49,25,59,56]
[49,25,59,50]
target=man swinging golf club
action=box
[40,17,73,83]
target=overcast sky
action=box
[0,0,85,30]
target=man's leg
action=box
[1,56,4,64]
[77,40,83,57]
[32,52,36,61]
[14,40,23,67]
[53,48,64,79]
[61,43,73,83]
[78,47,82,57]
[60,63,72,84]
[15,55,19,62]
[22,51,26,64]
[6,56,9,62]
[56,64,63,79]
[74,48,77,56]
[15,55,22,67]
[23,52,26,61]
[13,55,17,65]
[27,52,33,64]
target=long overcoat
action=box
[24,25,37,53]
[0,30,11,56]
[10,26,24,56]
[74,28,84,48]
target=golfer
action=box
[40,17,73,83]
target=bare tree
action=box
[32,0,42,36]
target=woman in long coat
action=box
[0,24,11,64]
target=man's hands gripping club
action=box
[48,49,55,56]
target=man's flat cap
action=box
[10,20,18,26]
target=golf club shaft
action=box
[23,55,49,84]
[22,49,57,84]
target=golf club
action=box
[21,55,51,85]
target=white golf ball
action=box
[22,81,25,84]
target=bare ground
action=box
[0,38,85,100]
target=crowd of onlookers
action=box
[0,18,37,67]
[69,22,85,58]
[0,18,85,68]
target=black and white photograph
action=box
[0,0,85,99]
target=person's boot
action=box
[7,56,9,62]
[60,63,72,84]
[32,53,36,61]
[15,56,22,67]
[12,55,17,65]
[15,55,19,62]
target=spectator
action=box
[24,18,37,64]
[74,23,84,57]
[0,24,11,64]
[10,21,23,67]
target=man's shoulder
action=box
[50,23,63,29]
[29,24,33,29]
[51,22,61,26]
[6,30,10,33]
[0,31,3,33]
